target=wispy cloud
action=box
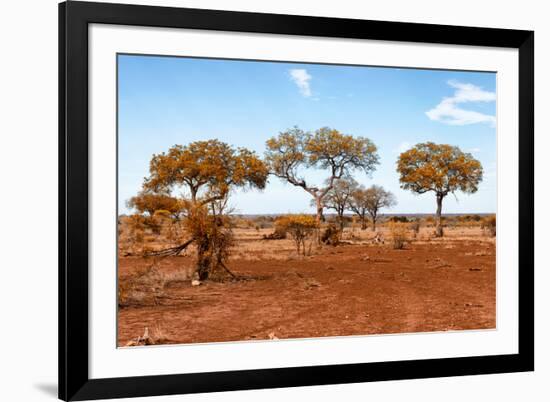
[426,80,496,126]
[468,147,481,154]
[289,69,312,97]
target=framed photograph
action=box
[59,1,534,400]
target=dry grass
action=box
[125,323,169,346]
[119,223,495,268]
[118,264,194,307]
[388,222,409,249]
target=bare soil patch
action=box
[118,230,495,346]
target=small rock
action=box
[191,280,201,286]
[268,332,279,340]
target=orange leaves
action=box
[143,139,268,203]
[275,214,318,231]
[305,127,379,174]
[274,214,318,254]
[396,142,483,196]
[265,126,379,194]
[126,192,184,218]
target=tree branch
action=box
[144,238,195,257]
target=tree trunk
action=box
[361,218,367,230]
[195,240,212,281]
[315,198,323,227]
[315,197,323,244]
[371,215,377,232]
[435,193,444,237]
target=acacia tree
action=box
[362,185,396,231]
[141,139,269,280]
[346,186,370,230]
[397,142,482,237]
[347,185,396,230]
[265,126,379,233]
[322,177,358,230]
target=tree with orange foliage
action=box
[397,142,482,237]
[140,139,269,281]
[265,126,379,235]
[144,139,268,205]
[126,191,185,219]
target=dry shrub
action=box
[118,265,164,307]
[275,215,317,255]
[321,223,341,246]
[161,268,193,287]
[263,222,287,240]
[389,216,409,223]
[118,264,192,307]
[409,221,420,238]
[388,222,409,249]
[118,284,148,308]
[120,214,147,255]
[481,215,496,237]
[183,205,235,281]
[424,216,435,227]
[126,323,169,346]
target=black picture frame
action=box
[59,1,534,400]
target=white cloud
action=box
[289,69,312,97]
[468,147,481,153]
[426,80,496,126]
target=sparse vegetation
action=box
[481,215,496,237]
[322,178,358,230]
[114,55,499,348]
[388,222,409,249]
[397,143,483,237]
[134,139,269,281]
[274,215,318,256]
[409,221,420,237]
[265,126,379,233]
[119,133,495,347]
[321,223,341,246]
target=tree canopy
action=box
[346,184,396,231]
[397,142,482,236]
[265,126,379,230]
[265,126,379,193]
[144,139,269,205]
[138,139,269,281]
[396,142,483,197]
[126,191,184,218]
[322,177,358,229]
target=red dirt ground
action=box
[117,239,495,346]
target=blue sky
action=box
[118,54,496,215]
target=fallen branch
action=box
[219,261,238,279]
[144,238,195,258]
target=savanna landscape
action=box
[117,56,497,346]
